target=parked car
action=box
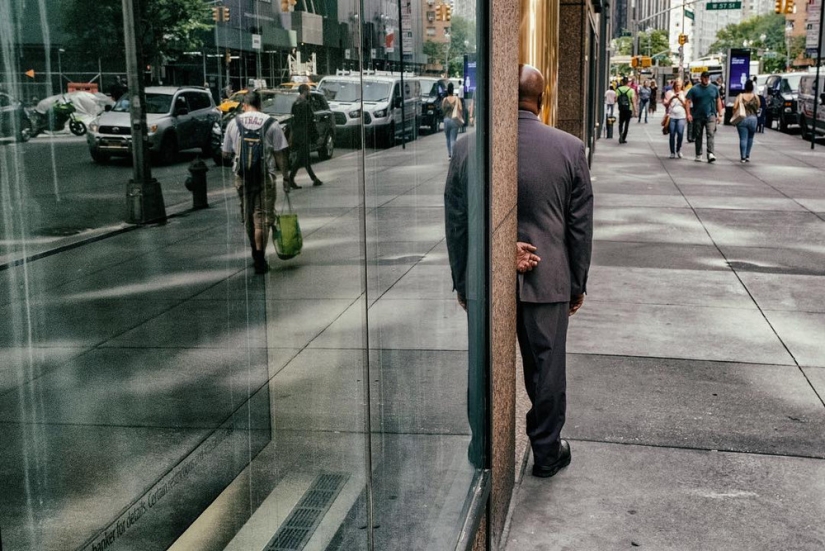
[318,73,420,147]
[218,89,249,113]
[763,73,804,132]
[417,77,449,133]
[211,89,335,166]
[87,86,220,164]
[0,92,32,142]
[798,74,825,141]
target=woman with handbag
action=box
[441,82,463,159]
[663,79,688,159]
[732,80,760,163]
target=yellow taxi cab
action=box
[218,89,248,113]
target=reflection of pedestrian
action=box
[441,83,462,158]
[109,76,126,102]
[221,91,291,274]
[288,84,322,188]
[515,64,593,479]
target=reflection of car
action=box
[219,89,249,113]
[0,92,32,142]
[417,77,449,133]
[211,89,335,166]
[763,73,803,132]
[798,74,825,141]
[318,74,420,147]
[87,86,220,164]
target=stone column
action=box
[488,0,520,547]
[556,0,590,140]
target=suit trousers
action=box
[618,110,632,142]
[517,300,569,466]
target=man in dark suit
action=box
[516,64,593,478]
[288,84,322,188]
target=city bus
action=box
[688,58,724,84]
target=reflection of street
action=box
[0,128,473,550]
[0,132,362,264]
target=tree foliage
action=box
[614,30,672,65]
[706,13,789,67]
[446,16,476,77]
[62,0,211,74]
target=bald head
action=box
[518,64,545,115]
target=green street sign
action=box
[685,9,695,19]
[706,1,742,9]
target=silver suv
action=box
[87,86,220,164]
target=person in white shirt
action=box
[222,91,290,274]
[663,79,688,159]
[604,85,617,118]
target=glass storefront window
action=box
[0,0,487,547]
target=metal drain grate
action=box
[265,473,349,551]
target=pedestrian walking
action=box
[733,79,760,163]
[757,93,767,133]
[663,79,688,159]
[442,83,463,159]
[685,71,723,163]
[616,77,636,144]
[513,64,593,479]
[288,84,323,188]
[604,85,616,119]
[222,91,291,274]
[649,80,658,114]
[637,81,651,123]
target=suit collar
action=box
[518,110,539,120]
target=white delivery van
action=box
[318,72,420,147]
[798,74,825,140]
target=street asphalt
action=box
[504,110,825,550]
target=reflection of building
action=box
[692,3,742,57]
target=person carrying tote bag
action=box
[732,80,760,163]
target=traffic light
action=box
[222,7,230,21]
[631,56,639,68]
[435,4,443,20]
[445,5,452,20]
[212,6,230,21]
[212,7,220,21]
[678,33,687,46]
[784,0,794,13]
[774,0,784,13]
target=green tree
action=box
[62,0,211,79]
[707,13,788,67]
[445,16,477,77]
[613,31,671,65]
[423,40,447,68]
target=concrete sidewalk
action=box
[505,113,825,550]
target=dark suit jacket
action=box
[444,134,473,300]
[517,110,593,304]
[290,95,317,146]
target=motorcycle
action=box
[28,98,87,137]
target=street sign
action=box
[807,0,822,50]
[252,34,261,50]
[685,9,695,19]
[706,1,742,9]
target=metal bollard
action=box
[186,158,209,210]
[605,116,615,139]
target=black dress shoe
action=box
[312,179,323,186]
[289,183,303,190]
[532,439,571,478]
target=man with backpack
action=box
[222,91,291,274]
[616,77,636,144]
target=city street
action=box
[0,130,366,265]
[505,111,825,550]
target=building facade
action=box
[0,0,604,548]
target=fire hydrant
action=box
[186,158,209,209]
[605,116,616,139]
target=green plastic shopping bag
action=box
[273,193,302,260]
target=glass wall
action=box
[0,0,487,548]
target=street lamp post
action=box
[57,48,65,94]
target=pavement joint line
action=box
[566,350,818,368]
[646,136,825,410]
[584,298,762,310]
[561,437,825,462]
